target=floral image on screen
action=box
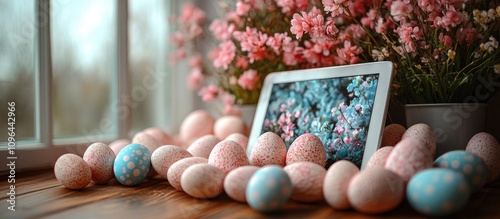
[261,75,379,168]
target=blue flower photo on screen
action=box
[261,75,379,168]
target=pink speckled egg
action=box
[366,146,394,169]
[213,116,248,140]
[109,139,131,155]
[284,161,326,203]
[132,131,160,154]
[225,133,249,151]
[208,140,250,174]
[143,127,176,146]
[323,160,359,209]
[224,165,259,202]
[83,142,116,184]
[286,133,326,166]
[466,132,500,183]
[167,157,208,191]
[249,132,287,167]
[181,164,226,199]
[180,110,215,146]
[385,138,433,184]
[347,167,405,214]
[187,135,220,158]
[402,123,436,158]
[54,154,91,190]
[381,124,406,146]
[151,145,193,179]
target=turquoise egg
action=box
[246,165,292,213]
[113,143,151,186]
[407,168,470,217]
[434,150,488,193]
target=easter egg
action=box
[284,161,326,203]
[83,142,116,184]
[151,145,192,179]
[402,123,436,158]
[54,154,91,190]
[347,167,405,214]
[385,138,434,184]
[181,164,226,199]
[167,157,208,191]
[187,135,220,158]
[246,165,292,213]
[249,132,287,167]
[286,133,326,166]
[143,127,176,145]
[224,165,259,202]
[366,146,393,169]
[132,132,160,154]
[109,139,131,155]
[179,110,216,146]
[213,115,248,140]
[381,124,406,146]
[208,140,249,174]
[466,132,500,183]
[407,168,470,217]
[113,143,151,186]
[435,150,488,193]
[323,160,359,209]
[225,133,249,151]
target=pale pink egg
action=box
[213,116,247,140]
[284,161,326,203]
[109,139,131,155]
[385,138,433,185]
[224,165,259,202]
[181,164,226,199]
[187,135,220,158]
[143,127,176,146]
[249,132,287,166]
[151,145,193,179]
[167,157,208,191]
[225,133,249,151]
[54,154,91,190]
[83,142,116,184]
[466,132,500,183]
[208,140,249,174]
[323,160,359,209]
[402,123,436,158]
[366,146,394,169]
[347,167,405,214]
[132,131,160,154]
[180,110,215,146]
[381,124,406,146]
[286,133,326,166]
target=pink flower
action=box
[170,31,185,47]
[198,85,219,102]
[323,0,351,16]
[459,26,476,45]
[290,12,309,39]
[236,0,253,15]
[336,40,362,64]
[209,19,235,41]
[233,27,268,63]
[187,68,204,90]
[189,53,203,68]
[417,0,439,12]
[238,69,260,90]
[390,0,414,22]
[266,33,288,55]
[396,24,421,53]
[439,33,453,47]
[441,6,463,30]
[211,41,236,69]
[236,56,249,68]
[277,0,309,14]
[179,3,206,24]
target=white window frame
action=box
[0,0,195,173]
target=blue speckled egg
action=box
[246,165,292,213]
[407,168,470,217]
[435,150,488,193]
[114,143,151,186]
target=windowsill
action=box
[1,169,500,218]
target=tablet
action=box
[247,61,394,170]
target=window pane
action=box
[129,0,171,133]
[51,0,116,140]
[0,0,36,143]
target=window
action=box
[0,0,193,172]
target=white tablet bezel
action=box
[247,61,394,170]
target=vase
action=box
[236,104,257,128]
[405,103,488,158]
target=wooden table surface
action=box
[1,169,500,219]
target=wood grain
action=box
[1,169,499,219]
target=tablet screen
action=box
[260,74,379,168]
